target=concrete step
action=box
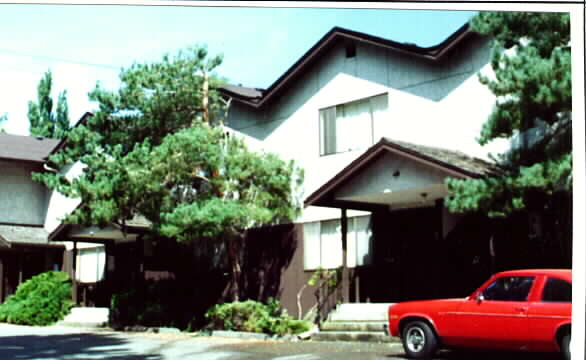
[57,307,109,328]
[327,303,393,322]
[320,321,387,332]
[312,330,396,343]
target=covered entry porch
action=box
[305,138,498,304]
[49,219,149,307]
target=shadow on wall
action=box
[240,223,298,303]
[442,206,572,299]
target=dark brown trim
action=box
[0,257,4,302]
[72,240,78,305]
[0,222,44,228]
[46,112,94,159]
[305,138,482,208]
[328,200,390,213]
[50,226,149,244]
[9,242,65,249]
[48,223,72,242]
[341,208,349,302]
[0,157,48,166]
[220,24,474,110]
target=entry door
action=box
[396,207,439,301]
[370,207,439,302]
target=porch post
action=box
[72,240,78,305]
[18,250,23,285]
[435,199,444,298]
[0,257,4,303]
[341,208,349,303]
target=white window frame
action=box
[303,215,373,270]
[319,93,388,156]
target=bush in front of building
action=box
[205,298,312,336]
[109,279,191,330]
[0,271,73,326]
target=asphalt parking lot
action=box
[0,324,563,360]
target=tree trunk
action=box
[226,234,242,302]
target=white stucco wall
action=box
[44,161,85,233]
[0,160,48,225]
[226,35,509,224]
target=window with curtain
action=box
[303,215,373,270]
[319,94,388,156]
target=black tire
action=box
[561,332,571,360]
[401,321,438,359]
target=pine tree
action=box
[445,11,572,267]
[446,12,571,217]
[36,45,304,301]
[28,70,70,139]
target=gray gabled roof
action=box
[0,133,61,164]
[386,138,501,177]
[220,24,476,109]
[305,137,501,208]
[0,224,62,248]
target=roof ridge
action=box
[220,23,474,108]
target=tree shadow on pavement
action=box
[0,332,162,360]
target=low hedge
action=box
[205,298,312,336]
[0,271,73,326]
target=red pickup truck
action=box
[387,269,572,359]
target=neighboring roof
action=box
[220,84,264,103]
[220,23,476,109]
[0,133,61,164]
[0,224,62,248]
[305,137,500,208]
[48,213,151,242]
[47,112,94,158]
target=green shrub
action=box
[0,271,73,326]
[205,298,312,336]
[109,280,186,329]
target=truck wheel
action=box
[402,321,438,359]
[561,332,571,360]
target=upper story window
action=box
[319,93,388,156]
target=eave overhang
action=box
[305,138,497,210]
[219,24,475,110]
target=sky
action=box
[0,2,582,136]
[0,2,482,135]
